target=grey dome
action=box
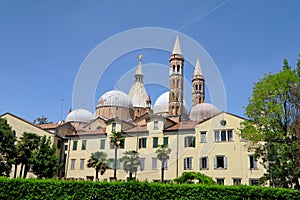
[153,91,188,115]
[66,109,93,123]
[189,103,220,121]
[97,90,133,109]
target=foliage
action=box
[0,177,300,200]
[16,132,40,178]
[29,136,60,179]
[155,144,171,183]
[0,118,16,176]
[110,131,124,179]
[33,116,52,125]
[173,172,216,185]
[241,56,300,189]
[87,151,109,180]
[122,150,140,179]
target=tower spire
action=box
[194,58,202,76]
[172,35,182,55]
[192,58,205,106]
[135,54,143,82]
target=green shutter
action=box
[163,137,168,145]
[153,137,158,148]
[73,141,78,150]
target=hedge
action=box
[0,177,299,200]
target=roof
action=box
[124,125,148,133]
[38,123,60,129]
[0,112,57,136]
[164,120,200,131]
[97,89,133,109]
[65,128,106,137]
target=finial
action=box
[139,54,143,61]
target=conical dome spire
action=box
[194,58,203,76]
[172,35,182,55]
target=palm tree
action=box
[156,144,171,183]
[122,150,140,180]
[17,132,40,178]
[110,131,124,180]
[87,151,109,180]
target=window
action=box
[163,137,169,145]
[152,158,157,170]
[200,157,209,170]
[80,159,85,169]
[214,130,234,142]
[184,157,193,170]
[73,141,78,150]
[249,179,259,186]
[71,159,75,170]
[216,178,225,185]
[120,139,125,149]
[82,140,87,150]
[249,155,258,169]
[233,178,242,185]
[64,144,68,151]
[153,137,158,148]
[118,159,124,170]
[112,122,116,132]
[100,139,105,149]
[214,156,227,169]
[108,158,114,169]
[200,132,207,143]
[110,143,114,149]
[163,160,168,169]
[184,136,195,147]
[140,158,145,171]
[139,138,147,148]
[154,121,158,129]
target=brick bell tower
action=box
[192,58,205,106]
[168,36,184,117]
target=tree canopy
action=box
[30,136,60,179]
[173,172,216,185]
[122,150,140,180]
[241,55,300,189]
[0,118,16,176]
[87,151,109,180]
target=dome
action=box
[66,109,93,123]
[153,91,188,115]
[189,103,220,121]
[97,90,133,109]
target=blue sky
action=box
[1,0,299,122]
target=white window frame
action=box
[71,159,76,170]
[214,156,227,169]
[200,132,207,143]
[153,121,158,129]
[249,155,258,169]
[199,157,209,170]
[184,157,193,170]
[140,158,145,171]
[80,159,85,170]
[214,130,234,142]
[152,158,157,170]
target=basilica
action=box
[2,36,265,185]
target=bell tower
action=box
[192,58,205,106]
[168,36,184,117]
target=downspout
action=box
[65,137,71,179]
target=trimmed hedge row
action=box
[0,177,299,200]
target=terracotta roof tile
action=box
[165,121,200,131]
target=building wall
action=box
[64,113,265,185]
[1,113,61,178]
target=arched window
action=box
[195,84,198,91]
[173,65,175,73]
[177,65,180,73]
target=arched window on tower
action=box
[199,84,202,91]
[176,79,179,88]
[177,65,180,73]
[173,65,175,73]
[195,84,198,91]
[173,79,175,88]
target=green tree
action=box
[241,56,300,189]
[17,132,40,178]
[33,115,52,125]
[173,172,216,184]
[156,144,171,183]
[122,150,140,180]
[0,118,16,176]
[110,131,124,180]
[87,151,109,180]
[30,136,60,178]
